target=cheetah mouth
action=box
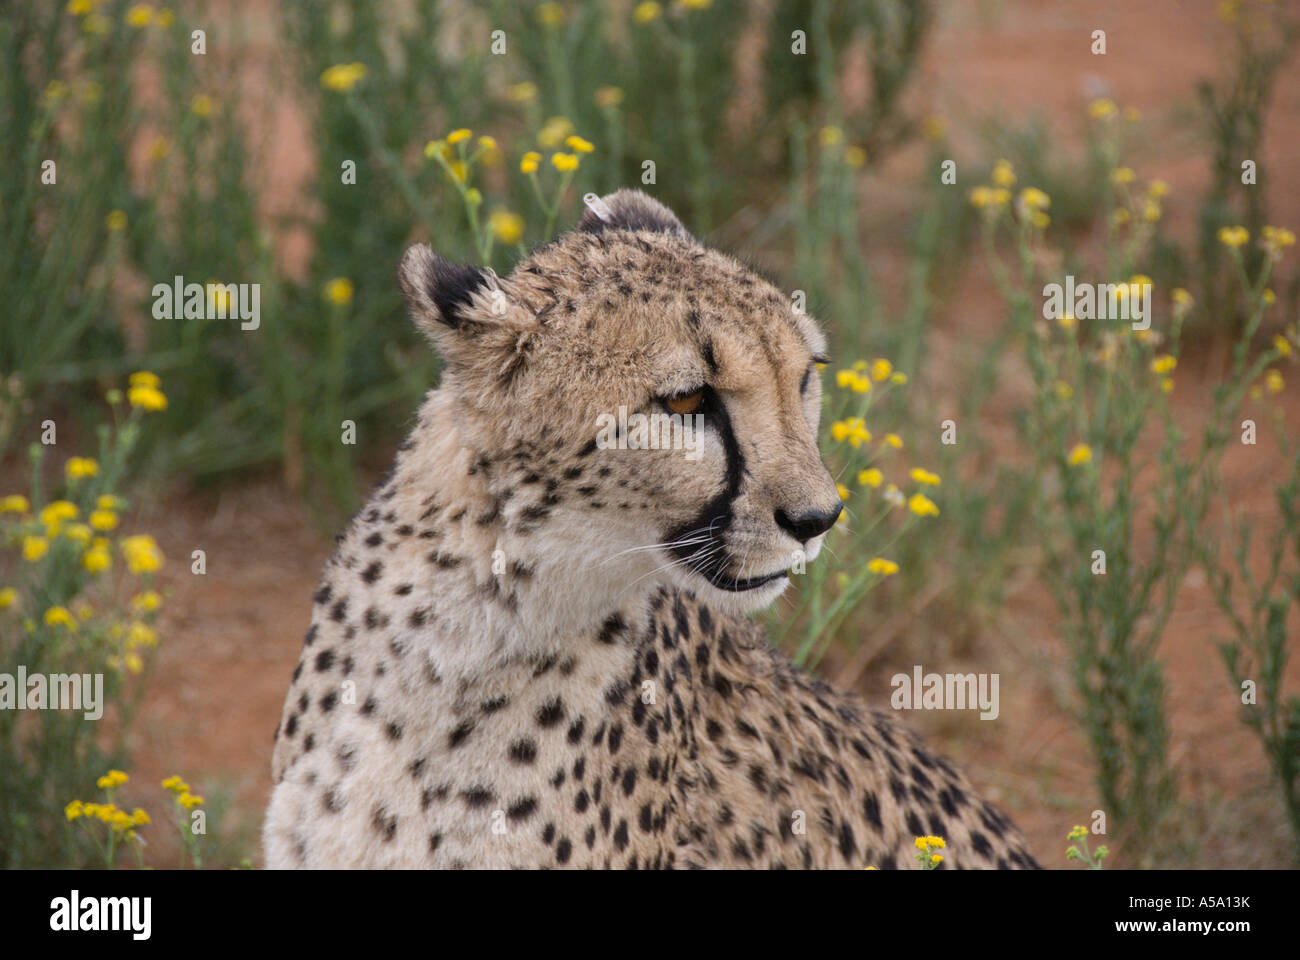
[704,567,789,592]
[669,540,789,591]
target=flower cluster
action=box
[0,374,167,675]
[915,834,946,868]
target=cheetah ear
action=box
[577,189,692,239]
[398,244,507,335]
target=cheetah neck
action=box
[374,389,660,678]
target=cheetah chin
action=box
[263,189,1040,870]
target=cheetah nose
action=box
[774,504,842,543]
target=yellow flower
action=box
[477,135,498,153]
[162,775,190,794]
[1088,98,1117,120]
[595,85,624,109]
[97,769,129,789]
[106,210,127,232]
[1265,369,1284,394]
[190,93,216,117]
[551,152,580,172]
[128,384,168,411]
[836,483,850,502]
[89,509,118,531]
[129,370,160,389]
[0,495,29,514]
[0,587,16,610]
[835,369,871,393]
[883,433,903,449]
[83,546,111,573]
[520,151,542,174]
[65,800,84,821]
[125,4,153,27]
[1160,377,1174,394]
[44,606,77,631]
[446,128,472,146]
[830,418,871,447]
[1263,289,1275,306]
[844,146,867,168]
[907,493,939,517]
[132,808,151,826]
[1111,166,1136,186]
[1150,354,1177,375]
[537,116,575,148]
[121,534,164,574]
[867,557,899,576]
[536,2,563,26]
[178,792,204,809]
[1261,225,1296,251]
[1067,443,1092,466]
[564,134,595,154]
[23,535,49,562]
[507,81,538,103]
[858,468,883,488]
[319,62,366,93]
[818,125,843,148]
[1218,225,1249,248]
[930,854,944,864]
[1148,179,1169,198]
[63,523,92,545]
[1273,335,1292,358]
[890,372,908,385]
[74,602,93,622]
[41,500,78,529]
[489,210,525,246]
[448,161,467,183]
[97,494,123,510]
[126,622,159,649]
[1112,208,1131,226]
[1142,199,1161,222]
[124,652,144,674]
[870,358,893,381]
[146,136,170,163]
[1057,312,1077,332]
[1018,187,1050,211]
[991,159,1015,188]
[909,468,941,486]
[132,590,162,612]
[67,0,92,14]
[1054,380,1074,400]
[156,7,173,28]
[633,1,662,23]
[680,0,712,8]
[323,278,354,306]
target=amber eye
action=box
[665,390,704,415]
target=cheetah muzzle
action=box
[264,189,1039,870]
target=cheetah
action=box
[264,189,1039,869]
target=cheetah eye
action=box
[663,389,705,416]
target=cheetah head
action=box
[398,190,841,615]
